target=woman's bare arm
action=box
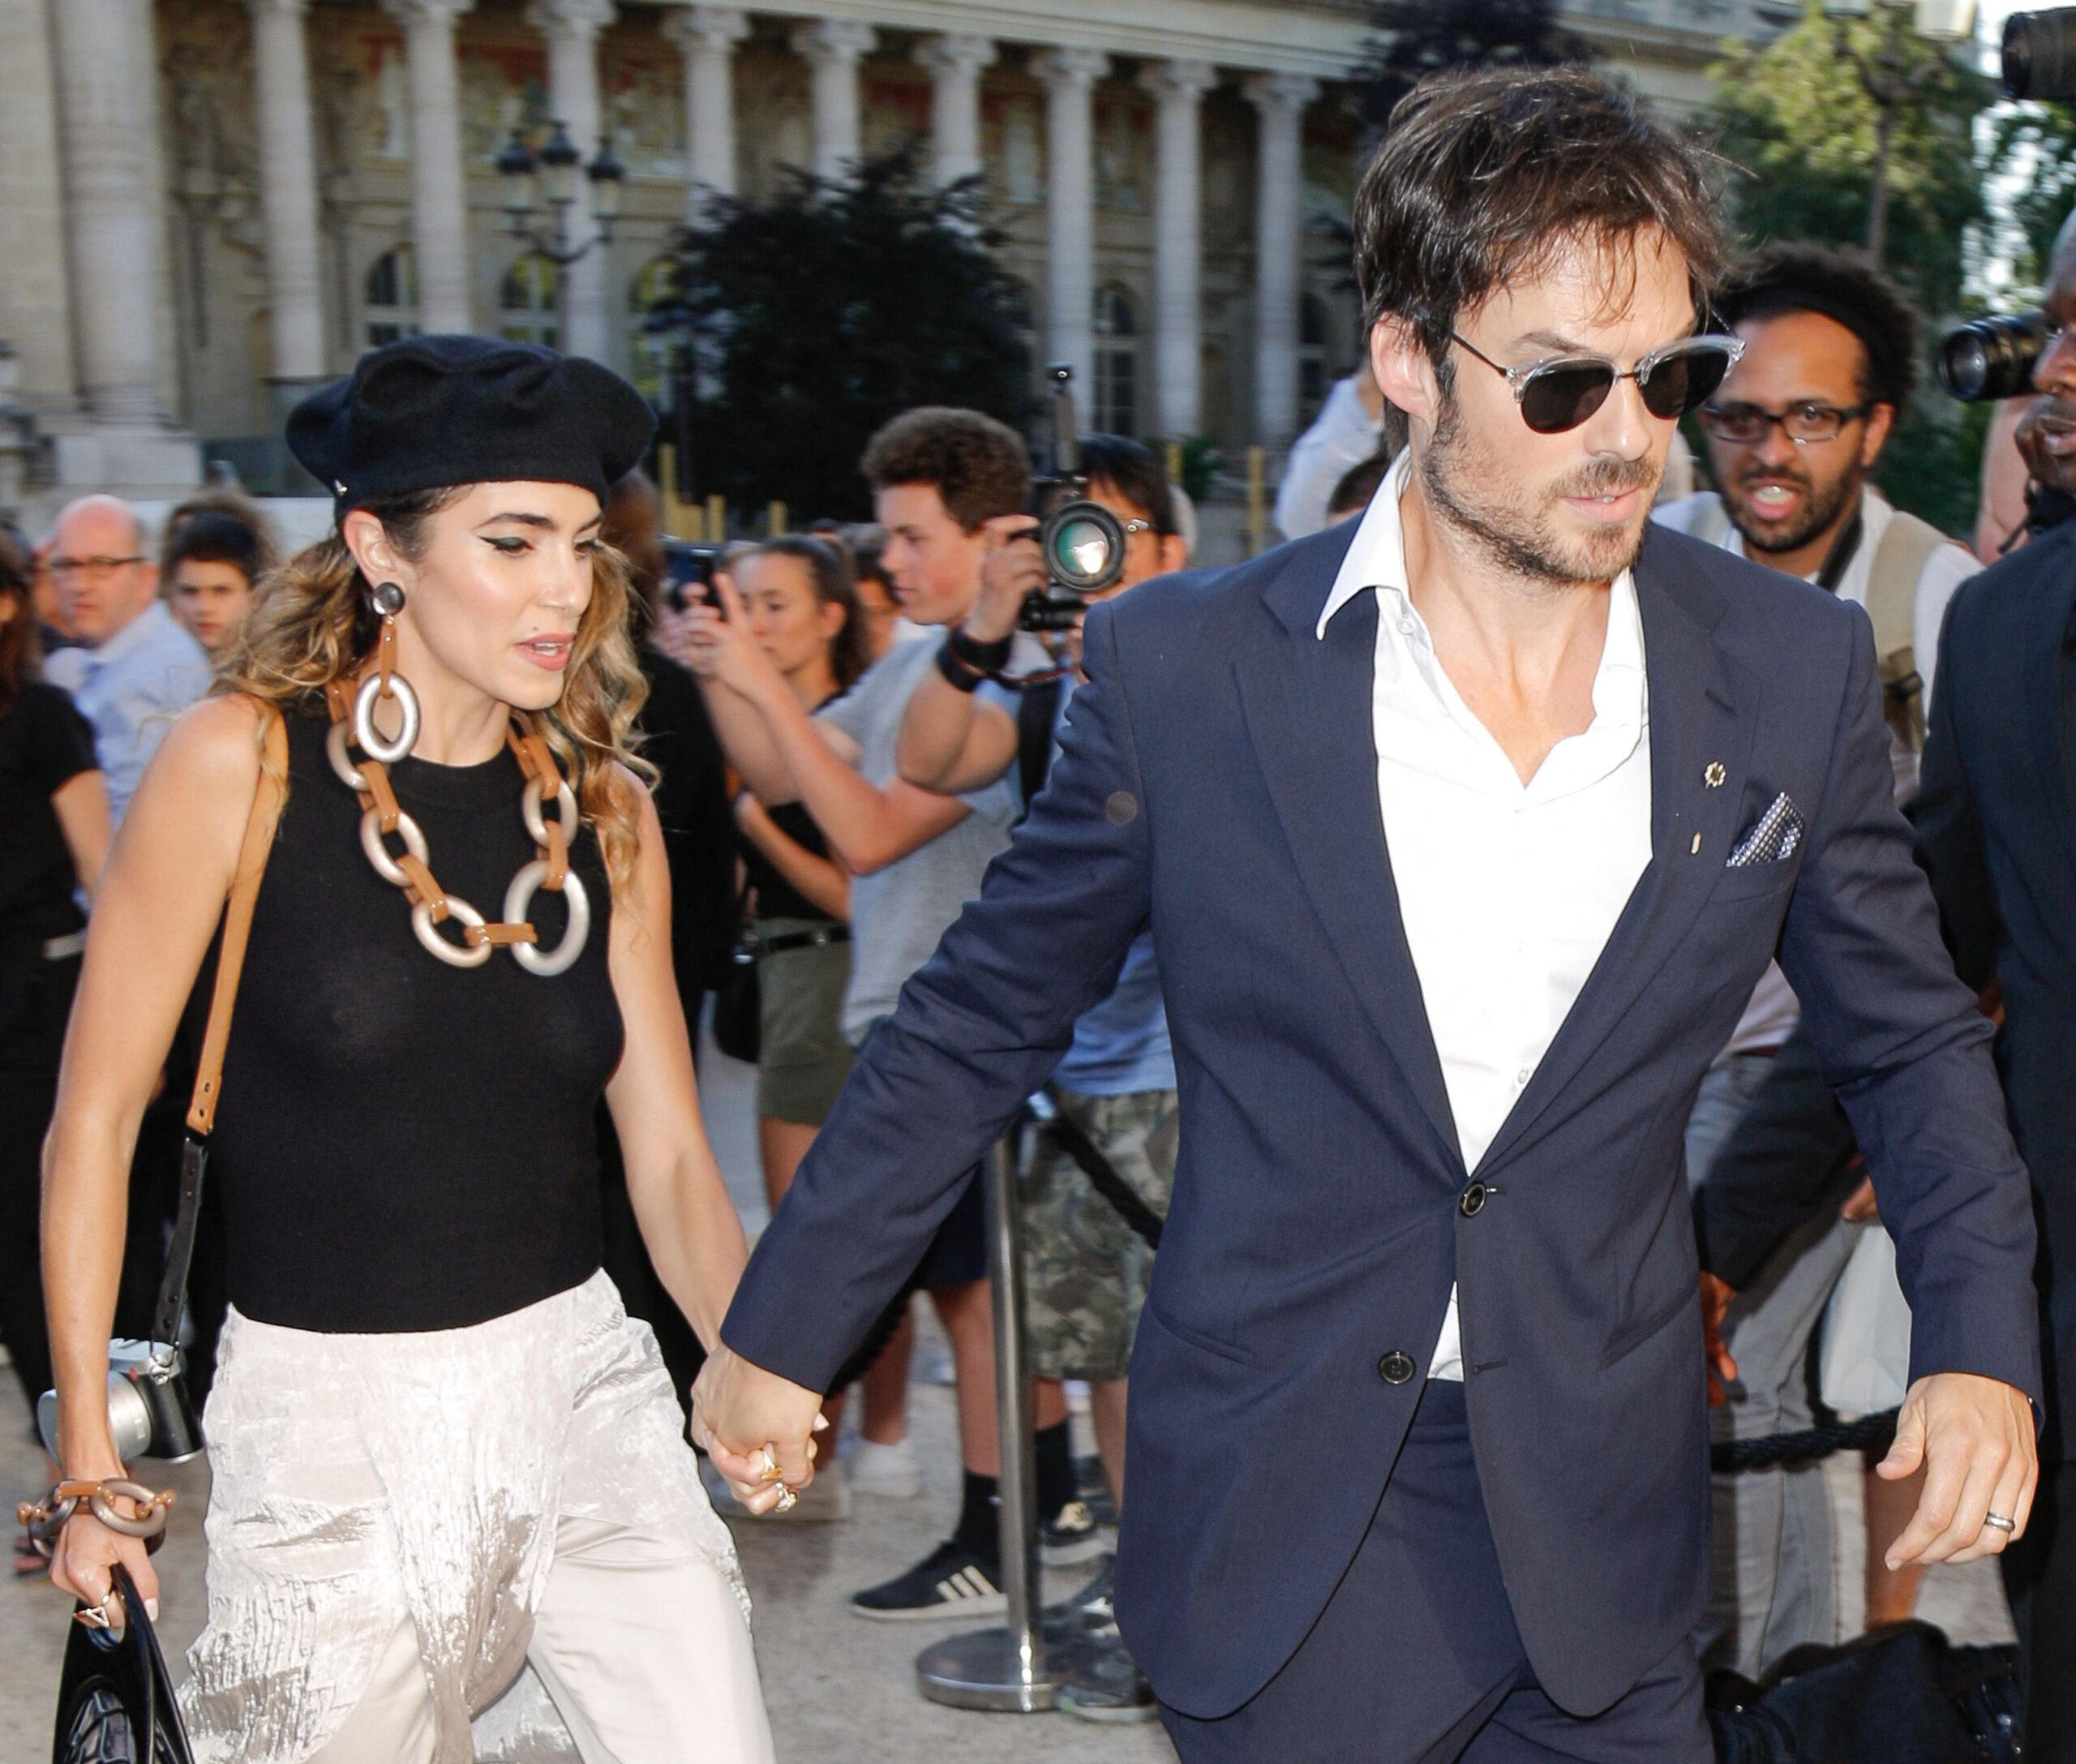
[736,793,851,921]
[42,694,262,1607]
[50,768,113,903]
[603,777,752,1354]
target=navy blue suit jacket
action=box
[723,520,2040,1719]
[1916,517,2076,1457]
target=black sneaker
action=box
[1042,1554,1117,1640]
[1040,1499,1110,1567]
[1058,1633,1158,1724]
[1074,1454,1119,1529]
[849,1540,1006,1622]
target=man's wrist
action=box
[937,626,1013,694]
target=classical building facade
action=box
[0,0,1785,517]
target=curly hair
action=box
[860,406,1030,531]
[217,488,653,885]
[1353,67,1728,373]
[1714,242,1921,421]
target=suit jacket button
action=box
[1379,1351,1416,1385]
[1460,1181,1489,1218]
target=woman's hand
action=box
[50,1505,159,1626]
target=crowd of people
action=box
[6,61,2076,1764]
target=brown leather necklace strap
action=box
[187,702,290,1136]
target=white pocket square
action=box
[1726,792,1804,868]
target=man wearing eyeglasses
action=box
[693,70,2037,1761]
[41,495,208,825]
[1654,246,1983,1678]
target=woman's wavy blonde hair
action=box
[217,487,653,884]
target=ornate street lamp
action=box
[1822,0,1979,266]
[495,120,624,265]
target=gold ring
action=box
[771,1486,798,1514]
[1984,1511,2017,1534]
[758,1444,781,1484]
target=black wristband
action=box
[948,624,1015,674]
[935,637,989,694]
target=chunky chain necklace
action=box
[322,616,590,976]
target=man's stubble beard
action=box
[1420,396,1659,590]
[1725,456,1864,559]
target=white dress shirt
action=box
[1276,374,1387,540]
[1319,453,1654,1380]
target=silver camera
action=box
[38,1340,204,1465]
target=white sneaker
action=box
[848,1436,922,1500]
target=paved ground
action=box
[0,1028,2012,1760]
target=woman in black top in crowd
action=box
[0,527,110,1574]
[41,337,779,1761]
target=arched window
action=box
[1092,284,1139,439]
[627,256,679,403]
[364,245,419,347]
[500,252,559,349]
[1299,292,1331,426]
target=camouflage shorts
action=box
[1020,1087,1177,1382]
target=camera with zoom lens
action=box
[1018,364,1128,633]
[1938,311,2052,404]
[37,1341,205,1465]
[2003,7,2076,101]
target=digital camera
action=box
[2003,7,2076,101]
[1018,364,1129,633]
[1937,311,2052,404]
[38,1341,204,1465]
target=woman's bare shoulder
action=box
[133,693,273,826]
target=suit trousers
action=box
[1156,1381,1710,1763]
[2004,1457,2076,1762]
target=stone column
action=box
[529,0,615,363]
[666,6,748,220]
[383,0,476,335]
[1035,47,1109,397]
[914,32,995,190]
[48,0,172,423]
[1140,59,1216,439]
[1245,73,1318,453]
[246,0,327,408]
[791,19,877,186]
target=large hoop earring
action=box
[354,582,420,765]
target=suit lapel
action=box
[1234,540,1464,1174]
[1478,540,1756,1177]
[2021,556,2076,889]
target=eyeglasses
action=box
[1445,330,1744,435]
[48,555,145,582]
[1121,518,1155,538]
[1696,401,1872,447]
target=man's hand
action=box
[967,516,1046,644]
[689,1341,827,1515]
[1877,1371,2037,1569]
[684,573,782,704]
[1701,1272,1739,1408]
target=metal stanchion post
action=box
[916,1126,1072,1712]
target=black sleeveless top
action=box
[209,708,624,1333]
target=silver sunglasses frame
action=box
[1450,331,1747,427]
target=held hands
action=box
[1701,1272,1739,1409]
[1877,1372,2037,1569]
[689,1342,828,1517]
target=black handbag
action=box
[712,926,761,1064]
[51,1563,195,1764]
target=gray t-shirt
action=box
[817,633,1023,1044]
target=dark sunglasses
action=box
[1447,330,1745,435]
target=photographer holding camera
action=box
[1912,191,2076,1756]
[897,427,1190,1721]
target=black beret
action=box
[288,334,657,516]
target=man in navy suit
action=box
[694,71,2041,1758]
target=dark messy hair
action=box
[1353,68,1728,374]
[1075,434,1179,538]
[163,508,268,587]
[861,406,1030,532]
[743,534,871,690]
[1328,450,1396,522]
[1715,242,1920,422]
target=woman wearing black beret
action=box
[40,337,779,1761]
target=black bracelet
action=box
[935,637,989,694]
[947,624,1015,674]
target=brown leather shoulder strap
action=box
[187,702,289,1136]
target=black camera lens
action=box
[2005,8,2076,101]
[1040,500,1126,598]
[1938,311,2052,403]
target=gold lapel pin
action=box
[1704,762,1726,789]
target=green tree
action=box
[659,144,1033,520]
[1986,104,2076,294]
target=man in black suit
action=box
[693,71,2041,1760]
[1914,212,2076,1759]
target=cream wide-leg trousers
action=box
[178,1271,774,1764]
